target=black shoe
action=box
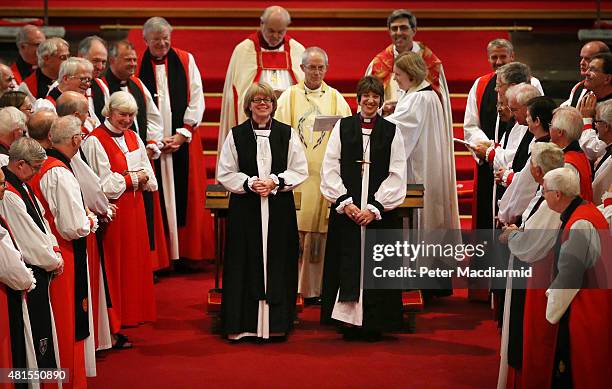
[341,326,360,341]
[304,297,322,306]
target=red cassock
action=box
[30,158,87,389]
[522,203,609,388]
[0,285,13,382]
[89,125,156,327]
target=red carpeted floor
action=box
[87,270,500,388]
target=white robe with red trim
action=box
[218,36,305,160]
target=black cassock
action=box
[220,119,302,336]
[320,114,403,333]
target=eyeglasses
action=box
[23,160,43,173]
[0,181,6,189]
[73,133,87,140]
[593,119,606,126]
[252,97,272,104]
[304,65,326,72]
[390,25,412,33]
[55,54,70,61]
[70,76,92,84]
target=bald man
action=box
[563,40,610,107]
[0,64,17,95]
[218,5,305,159]
[12,25,46,84]
[27,109,56,148]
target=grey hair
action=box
[102,91,138,117]
[530,142,564,174]
[58,57,93,81]
[543,167,580,197]
[77,35,106,57]
[387,9,417,29]
[0,106,27,136]
[108,40,135,59]
[552,106,583,142]
[50,115,82,144]
[260,5,291,25]
[597,100,612,126]
[497,62,531,85]
[143,17,173,38]
[506,83,541,105]
[8,136,46,163]
[37,37,69,68]
[16,25,43,46]
[301,47,328,66]
[487,38,514,54]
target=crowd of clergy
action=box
[0,4,610,389]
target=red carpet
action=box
[88,270,500,388]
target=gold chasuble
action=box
[275,81,352,297]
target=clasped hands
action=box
[252,178,277,197]
[344,203,375,226]
[161,133,188,154]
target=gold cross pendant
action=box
[356,159,371,176]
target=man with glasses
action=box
[138,16,214,267]
[218,5,304,161]
[275,47,351,303]
[12,25,46,84]
[539,166,609,389]
[549,106,593,202]
[19,37,69,100]
[78,36,110,128]
[45,57,100,132]
[0,137,63,374]
[591,100,612,205]
[0,63,18,96]
[29,115,98,387]
[0,106,27,167]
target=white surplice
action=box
[385,80,460,230]
[39,162,98,376]
[82,120,158,200]
[0,223,38,375]
[217,123,308,338]
[320,119,406,326]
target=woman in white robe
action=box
[385,52,460,232]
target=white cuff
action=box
[502,169,513,187]
[247,176,259,192]
[130,172,139,191]
[583,117,593,124]
[176,128,193,143]
[89,214,99,233]
[366,204,382,220]
[602,191,612,203]
[336,197,353,214]
[269,174,280,195]
[146,143,162,160]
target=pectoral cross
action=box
[356,159,371,177]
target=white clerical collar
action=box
[104,119,124,136]
[404,80,431,94]
[393,42,420,58]
[304,84,323,94]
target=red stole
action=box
[475,72,496,116]
[564,151,593,202]
[248,32,298,85]
[370,43,443,99]
[11,61,22,84]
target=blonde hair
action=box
[394,52,427,86]
[242,83,277,118]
